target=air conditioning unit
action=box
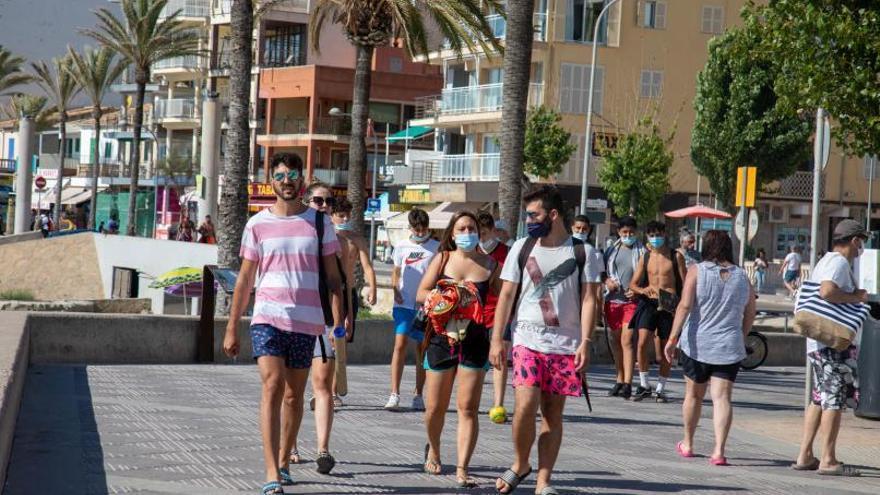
[769,205,789,223]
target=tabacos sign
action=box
[248,183,274,197]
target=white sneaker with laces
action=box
[384,393,401,410]
[411,395,425,411]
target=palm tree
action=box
[82,0,201,236]
[498,0,536,236]
[32,56,82,227]
[309,0,502,235]
[2,94,50,126]
[218,0,255,269]
[0,45,30,95]
[66,46,126,230]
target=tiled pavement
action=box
[5,364,880,494]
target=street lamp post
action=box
[580,0,622,214]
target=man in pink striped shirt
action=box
[223,152,344,494]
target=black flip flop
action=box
[497,466,532,494]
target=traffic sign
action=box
[735,166,757,208]
[367,198,380,212]
[734,209,759,242]
[34,175,46,190]
[585,198,608,210]
[821,115,831,169]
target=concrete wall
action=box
[0,312,28,490]
[91,234,217,314]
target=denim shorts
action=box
[250,324,317,369]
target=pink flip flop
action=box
[710,456,730,466]
[676,441,695,458]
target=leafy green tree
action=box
[691,20,812,208]
[597,118,673,222]
[750,0,880,156]
[523,105,576,180]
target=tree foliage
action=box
[0,45,30,96]
[750,0,880,156]
[523,105,576,180]
[691,18,812,208]
[597,118,673,222]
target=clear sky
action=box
[0,0,121,105]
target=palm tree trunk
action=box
[88,108,102,230]
[126,74,147,236]
[499,0,535,236]
[54,113,66,227]
[347,43,373,236]
[218,0,254,269]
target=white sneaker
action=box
[384,393,401,410]
[411,395,425,411]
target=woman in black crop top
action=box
[416,211,501,488]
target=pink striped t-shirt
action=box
[240,207,340,335]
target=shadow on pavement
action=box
[5,366,108,494]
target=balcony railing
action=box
[212,0,231,16]
[153,55,204,71]
[437,153,500,182]
[432,82,543,116]
[0,158,15,172]
[161,0,210,19]
[155,99,197,120]
[778,171,825,199]
[312,168,348,185]
[212,0,308,17]
[444,11,547,48]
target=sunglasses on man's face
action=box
[310,196,336,207]
[272,170,301,182]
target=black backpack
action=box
[315,211,348,361]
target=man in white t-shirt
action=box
[779,245,803,298]
[385,208,439,411]
[793,219,868,477]
[490,186,601,495]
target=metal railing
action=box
[161,0,210,19]
[436,82,543,115]
[0,158,15,172]
[778,171,825,199]
[312,168,348,185]
[155,99,197,120]
[444,11,548,48]
[269,116,309,134]
[153,55,204,71]
[437,153,500,181]
[212,0,231,16]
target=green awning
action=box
[386,126,433,142]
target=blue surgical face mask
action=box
[621,235,636,247]
[648,236,665,248]
[572,232,588,242]
[455,233,479,252]
[410,232,430,243]
[480,238,499,253]
[335,222,353,232]
[527,220,551,239]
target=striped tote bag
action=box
[793,280,868,350]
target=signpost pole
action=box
[868,155,875,237]
[806,107,827,407]
[738,167,749,265]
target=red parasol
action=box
[664,204,732,219]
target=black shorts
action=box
[424,323,490,372]
[680,353,740,384]
[631,299,673,340]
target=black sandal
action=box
[497,466,532,494]
[316,451,336,474]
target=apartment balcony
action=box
[263,115,350,139]
[161,0,210,21]
[483,12,548,42]
[437,153,500,182]
[312,168,348,186]
[211,0,309,23]
[0,158,15,173]
[153,55,206,80]
[412,82,543,128]
[154,98,200,129]
[777,171,826,199]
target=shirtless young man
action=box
[625,221,686,402]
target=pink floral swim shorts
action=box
[511,345,581,397]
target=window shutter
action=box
[572,64,583,113]
[636,0,644,27]
[714,7,724,33]
[701,6,712,33]
[640,71,651,97]
[593,67,604,114]
[655,2,667,29]
[653,71,663,97]
[607,1,622,47]
[560,64,572,113]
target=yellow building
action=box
[407,0,877,258]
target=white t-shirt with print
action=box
[804,251,857,353]
[784,252,802,272]
[392,238,440,310]
[501,237,603,355]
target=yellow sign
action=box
[248,182,275,197]
[735,166,757,208]
[400,189,431,204]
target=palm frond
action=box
[0,45,31,95]
[65,46,123,111]
[30,55,81,116]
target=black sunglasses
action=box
[310,196,337,207]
